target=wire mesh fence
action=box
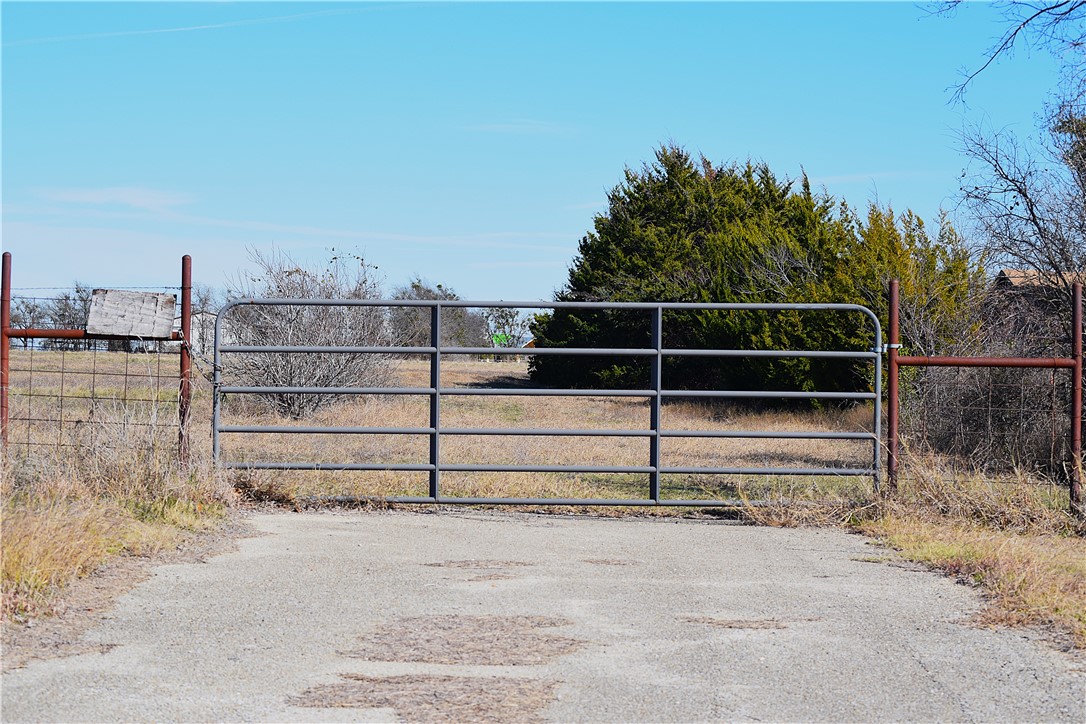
[3,286,186,459]
[898,365,1076,482]
[890,280,1083,506]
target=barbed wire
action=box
[10,285,182,291]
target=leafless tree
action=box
[9,297,47,348]
[959,104,1086,322]
[224,248,395,418]
[936,0,1085,101]
[389,278,488,348]
[43,283,93,350]
[484,307,530,363]
[187,284,223,359]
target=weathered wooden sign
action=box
[85,289,177,339]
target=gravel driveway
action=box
[2,510,1083,722]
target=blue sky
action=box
[1,1,1061,301]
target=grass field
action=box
[3,350,1084,650]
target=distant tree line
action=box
[9,285,95,350]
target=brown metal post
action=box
[887,280,900,492]
[179,255,192,466]
[1,252,11,447]
[1071,282,1082,515]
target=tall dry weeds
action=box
[884,451,1082,536]
[857,453,1086,648]
[2,377,231,620]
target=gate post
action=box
[1072,282,1082,515]
[179,255,192,466]
[1,252,10,447]
[887,280,900,492]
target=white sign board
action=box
[86,289,177,339]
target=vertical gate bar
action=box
[178,255,192,466]
[649,306,662,502]
[872,304,883,494]
[1,252,10,447]
[212,306,223,466]
[887,280,900,492]
[1071,282,1082,514]
[430,304,442,499]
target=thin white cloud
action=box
[7,200,573,254]
[468,260,565,270]
[808,171,935,185]
[464,120,568,134]
[36,186,193,213]
[3,8,372,48]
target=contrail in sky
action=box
[3,7,379,48]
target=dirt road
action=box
[2,510,1083,722]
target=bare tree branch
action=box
[936,0,1086,101]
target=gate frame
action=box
[213,298,883,506]
[886,279,1083,515]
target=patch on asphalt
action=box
[684,616,788,630]
[468,573,517,581]
[292,673,557,722]
[344,615,582,665]
[425,559,533,570]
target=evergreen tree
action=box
[530,145,981,398]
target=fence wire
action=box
[5,292,184,458]
[899,366,1075,481]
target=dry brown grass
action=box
[860,514,1086,647]
[0,497,180,618]
[2,349,231,620]
[858,454,1086,649]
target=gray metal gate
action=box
[213,299,882,505]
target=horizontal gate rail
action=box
[214,298,883,506]
[218,384,874,400]
[219,343,877,359]
[217,425,875,441]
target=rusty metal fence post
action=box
[179,255,192,466]
[1072,282,1083,514]
[1,252,11,447]
[887,280,900,491]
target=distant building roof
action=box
[994,269,1085,288]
